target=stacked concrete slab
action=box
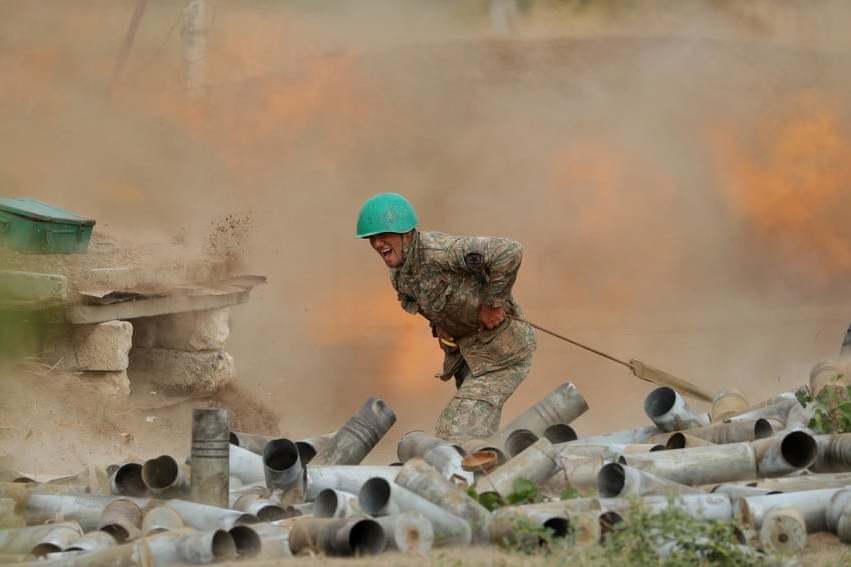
[129,308,236,394]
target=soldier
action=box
[356,192,536,442]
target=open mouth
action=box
[380,247,393,261]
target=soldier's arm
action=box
[447,236,523,308]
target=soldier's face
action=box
[369,232,405,267]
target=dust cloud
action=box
[2,0,850,466]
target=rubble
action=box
[6,331,851,566]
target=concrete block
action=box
[71,320,133,371]
[129,348,235,394]
[129,309,229,351]
[0,270,67,303]
[79,371,131,397]
[153,308,230,351]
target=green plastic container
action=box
[0,198,95,254]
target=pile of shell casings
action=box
[3,337,851,564]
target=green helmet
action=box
[356,193,419,238]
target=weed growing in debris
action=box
[468,478,544,512]
[796,383,851,434]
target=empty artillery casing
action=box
[249,522,293,559]
[812,433,851,473]
[31,524,83,557]
[142,455,188,497]
[314,489,360,518]
[295,431,337,465]
[263,438,304,502]
[597,463,703,498]
[644,387,709,432]
[622,442,758,486]
[736,488,843,532]
[98,498,143,543]
[305,465,399,501]
[669,418,774,445]
[375,512,434,554]
[229,443,265,485]
[358,478,471,546]
[759,507,808,554]
[229,431,275,455]
[288,517,385,556]
[312,397,396,466]
[190,408,230,508]
[710,389,749,423]
[65,530,117,553]
[394,458,491,543]
[142,505,185,535]
[475,438,560,499]
[109,463,146,497]
[751,430,817,477]
[397,430,473,485]
[664,433,716,449]
[163,499,255,531]
[0,522,83,555]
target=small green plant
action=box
[796,383,851,434]
[560,486,580,500]
[505,478,542,505]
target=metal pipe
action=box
[65,531,117,553]
[752,430,818,477]
[826,489,851,534]
[714,472,851,494]
[141,455,188,496]
[163,499,255,531]
[665,433,715,449]
[601,493,734,521]
[596,463,703,498]
[190,408,229,507]
[263,438,304,500]
[229,431,273,455]
[146,527,237,564]
[0,522,82,555]
[736,488,843,531]
[295,431,337,465]
[476,382,588,456]
[394,458,491,543]
[312,398,397,466]
[759,507,808,554]
[669,419,774,445]
[812,433,851,473]
[725,397,797,424]
[504,429,539,458]
[228,525,261,558]
[314,488,360,518]
[810,359,850,394]
[249,522,292,558]
[24,494,147,530]
[710,389,749,423]
[305,465,398,501]
[98,498,143,543]
[475,438,559,500]
[572,425,661,445]
[375,512,434,553]
[543,424,578,444]
[397,430,473,485]
[142,505,184,535]
[358,478,472,546]
[109,463,146,497]
[489,507,572,548]
[547,455,604,492]
[31,525,83,557]
[288,517,385,556]
[644,387,709,432]
[229,443,265,485]
[622,443,758,486]
[231,492,289,522]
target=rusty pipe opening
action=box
[229,526,261,558]
[645,387,677,418]
[543,517,570,538]
[142,455,179,490]
[599,511,623,537]
[666,433,687,449]
[210,529,238,559]
[359,478,391,515]
[544,424,578,444]
[754,418,774,440]
[342,520,386,555]
[598,463,626,498]
[505,429,539,458]
[781,431,818,468]
[112,463,146,497]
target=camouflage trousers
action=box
[434,356,533,443]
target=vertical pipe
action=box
[263,439,304,500]
[190,408,229,507]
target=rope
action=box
[509,315,632,369]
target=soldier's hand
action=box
[479,304,505,330]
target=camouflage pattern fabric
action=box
[435,356,533,442]
[390,230,537,441]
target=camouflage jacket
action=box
[391,231,536,377]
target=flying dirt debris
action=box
[2,328,851,564]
